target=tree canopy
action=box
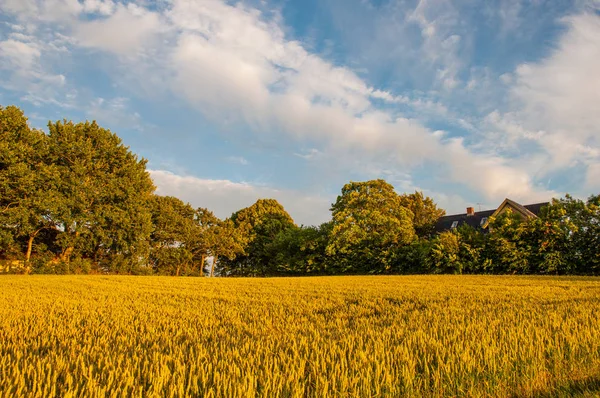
[0,106,56,263]
[46,120,155,271]
[217,199,296,276]
[327,180,416,273]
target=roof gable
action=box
[481,198,541,228]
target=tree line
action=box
[1,105,599,275]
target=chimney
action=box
[466,207,475,216]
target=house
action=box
[435,198,549,233]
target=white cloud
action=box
[510,13,600,167]
[162,0,553,204]
[81,0,115,15]
[482,11,600,198]
[586,163,600,192]
[407,0,464,90]
[496,0,524,36]
[74,3,163,54]
[443,138,556,202]
[0,0,82,22]
[0,35,66,97]
[149,169,332,225]
[0,39,40,69]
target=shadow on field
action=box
[513,376,600,398]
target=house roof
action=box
[435,209,496,233]
[434,200,549,233]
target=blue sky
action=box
[1,0,599,225]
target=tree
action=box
[191,207,220,276]
[327,180,416,273]
[399,191,446,238]
[0,106,58,265]
[205,218,246,276]
[230,198,295,238]
[528,195,599,274]
[218,199,296,276]
[483,209,530,274]
[428,231,462,274]
[149,195,197,275]
[46,120,155,271]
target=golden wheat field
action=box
[0,276,599,398]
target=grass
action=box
[0,275,599,397]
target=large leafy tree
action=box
[399,191,446,238]
[529,195,600,274]
[327,180,416,273]
[149,195,197,275]
[0,106,58,264]
[218,199,296,276]
[230,199,295,238]
[46,120,155,271]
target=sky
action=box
[0,0,599,226]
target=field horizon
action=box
[1,275,599,397]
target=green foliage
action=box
[327,180,416,273]
[149,195,197,275]
[269,223,333,275]
[388,240,432,274]
[429,231,462,273]
[399,191,446,238]
[229,198,295,239]
[528,195,600,274]
[0,105,57,263]
[419,197,599,276]
[454,224,484,273]
[46,120,155,270]
[484,210,530,274]
[218,199,295,276]
[205,218,246,276]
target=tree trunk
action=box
[25,235,35,263]
[200,254,206,277]
[210,254,218,277]
[25,229,44,264]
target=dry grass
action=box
[0,275,599,397]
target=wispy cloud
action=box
[488,12,600,186]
